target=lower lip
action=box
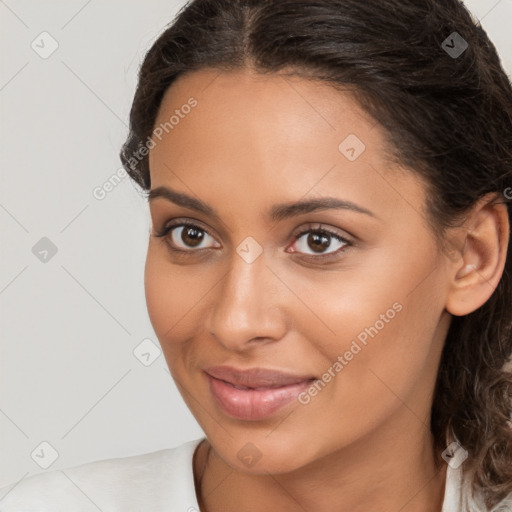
[206,374,314,421]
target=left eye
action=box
[289,226,350,257]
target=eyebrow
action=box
[147,185,377,222]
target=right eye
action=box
[153,221,221,253]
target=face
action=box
[145,68,453,474]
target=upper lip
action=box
[204,366,315,389]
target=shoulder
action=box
[0,438,204,512]
[445,464,512,512]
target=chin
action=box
[205,428,324,475]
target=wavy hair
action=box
[120,0,512,509]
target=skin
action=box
[145,68,510,512]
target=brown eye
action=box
[304,232,333,253]
[154,222,220,252]
[177,225,205,247]
[289,224,351,259]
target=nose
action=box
[205,248,288,352]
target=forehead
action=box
[150,68,379,166]
[148,68,427,224]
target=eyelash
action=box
[153,220,353,262]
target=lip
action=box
[204,366,316,421]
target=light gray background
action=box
[1,0,511,488]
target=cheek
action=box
[143,246,191,348]
[294,236,444,386]
[143,244,217,363]
[273,264,445,462]
[321,262,444,410]
[144,247,170,333]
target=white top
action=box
[0,437,464,511]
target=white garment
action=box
[0,436,463,511]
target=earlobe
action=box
[445,193,510,317]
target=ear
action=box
[445,192,510,317]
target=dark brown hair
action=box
[120,0,512,508]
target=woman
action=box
[1,0,511,510]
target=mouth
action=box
[204,366,316,421]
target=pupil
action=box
[308,232,330,253]
[183,227,204,247]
